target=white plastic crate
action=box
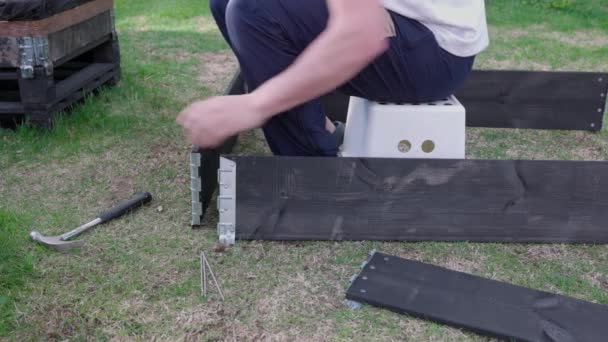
[341,96,466,159]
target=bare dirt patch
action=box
[489,25,608,48]
[198,51,239,95]
[479,59,553,71]
[488,25,546,40]
[542,30,608,48]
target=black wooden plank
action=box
[54,62,114,101]
[457,70,608,131]
[230,156,608,243]
[0,101,24,114]
[320,70,608,131]
[347,252,608,341]
[0,70,18,81]
[51,63,116,112]
[192,72,243,224]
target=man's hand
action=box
[177,94,264,148]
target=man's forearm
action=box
[250,0,388,121]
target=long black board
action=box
[228,156,608,243]
[346,252,608,341]
[322,70,608,131]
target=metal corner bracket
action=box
[217,157,236,245]
[190,152,202,226]
[345,249,378,310]
[18,36,53,79]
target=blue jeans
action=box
[210,0,475,156]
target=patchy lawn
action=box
[1,0,607,340]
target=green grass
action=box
[0,210,37,336]
[1,0,607,340]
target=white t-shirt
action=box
[382,0,489,57]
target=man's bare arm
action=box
[250,0,388,119]
[177,0,388,148]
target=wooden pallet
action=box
[0,0,119,127]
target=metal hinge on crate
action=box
[217,157,236,245]
[190,152,203,226]
[18,37,53,79]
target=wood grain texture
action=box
[230,156,608,243]
[456,70,608,131]
[0,0,113,36]
[52,62,117,114]
[48,11,112,63]
[0,101,23,114]
[0,69,18,80]
[321,70,608,131]
[54,62,114,101]
[347,252,608,341]
[0,37,19,67]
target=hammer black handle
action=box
[99,192,153,223]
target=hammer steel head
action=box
[29,231,85,252]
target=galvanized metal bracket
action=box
[18,37,53,79]
[217,157,236,245]
[344,249,378,310]
[190,152,202,226]
[344,299,362,310]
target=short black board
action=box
[456,70,608,131]
[229,156,608,243]
[346,252,608,341]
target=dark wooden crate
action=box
[0,0,119,127]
